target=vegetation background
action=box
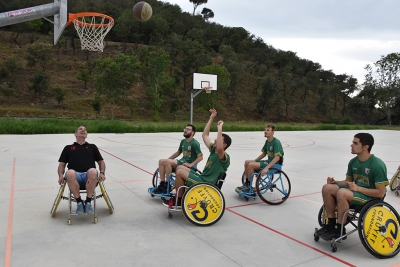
[0,0,400,126]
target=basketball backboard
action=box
[193,73,217,91]
[53,0,68,45]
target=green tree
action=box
[25,42,52,71]
[201,8,214,21]
[140,47,175,121]
[364,53,400,124]
[52,85,67,104]
[77,69,90,89]
[91,94,102,119]
[198,63,230,109]
[94,53,139,120]
[29,71,50,96]
[189,0,208,15]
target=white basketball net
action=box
[73,15,114,52]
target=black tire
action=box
[182,183,225,226]
[389,170,400,191]
[255,167,291,205]
[152,168,159,187]
[358,200,400,258]
[318,205,326,226]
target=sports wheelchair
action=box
[389,169,400,196]
[148,164,198,198]
[50,178,114,225]
[236,164,291,205]
[314,198,400,258]
[163,172,227,227]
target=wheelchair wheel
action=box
[255,167,291,205]
[358,199,400,258]
[182,183,225,226]
[152,167,176,191]
[241,171,246,185]
[50,183,66,217]
[317,205,327,226]
[99,180,114,214]
[389,170,400,191]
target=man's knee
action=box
[87,168,97,181]
[65,169,76,180]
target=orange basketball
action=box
[133,1,153,22]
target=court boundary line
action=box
[4,157,16,267]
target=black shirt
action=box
[58,142,104,172]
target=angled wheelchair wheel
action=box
[99,180,114,214]
[241,171,246,185]
[182,183,225,226]
[50,183,67,217]
[389,170,400,191]
[358,199,400,258]
[318,205,327,226]
[255,167,291,205]
[152,168,159,187]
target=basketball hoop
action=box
[70,12,114,52]
[204,86,213,94]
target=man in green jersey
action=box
[153,124,203,194]
[316,133,388,239]
[163,109,231,207]
[236,124,284,192]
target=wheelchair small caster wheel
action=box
[395,191,399,196]
[244,196,249,201]
[314,235,319,242]
[331,244,337,252]
[94,217,98,223]
[168,213,173,218]
[67,219,71,225]
[151,194,154,198]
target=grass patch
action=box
[0,118,392,134]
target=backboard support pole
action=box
[190,89,204,124]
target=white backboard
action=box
[193,73,217,90]
[54,0,68,45]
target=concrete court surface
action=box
[1,129,400,267]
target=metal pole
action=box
[0,3,60,27]
[190,89,203,124]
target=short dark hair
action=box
[187,124,196,133]
[354,133,374,153]
[222,133,232,150]
[266,124,275,131]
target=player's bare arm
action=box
[202,108,217,148]
[57,162,66,184]
[346,181,386,198]
[216,120,225,160]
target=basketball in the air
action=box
[133,1,153,22]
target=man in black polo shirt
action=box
[57,126,106,214]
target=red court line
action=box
[226,208,356,267]
[4,157,16,267]
[99,148,153,175]
[227,191,320,209]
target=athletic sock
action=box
[76,197,83,203]
[85,197,92,203]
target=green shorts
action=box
[338,184,373,205]
[176,159,187,166]
[256,160,269,169]
[186,170,205,186]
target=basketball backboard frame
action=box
[53,0,68,45]
[193,73,217,91]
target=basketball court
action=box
[1,130,400,266]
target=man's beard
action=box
[183,133,191,138]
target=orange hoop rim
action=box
[68,12,114,27]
